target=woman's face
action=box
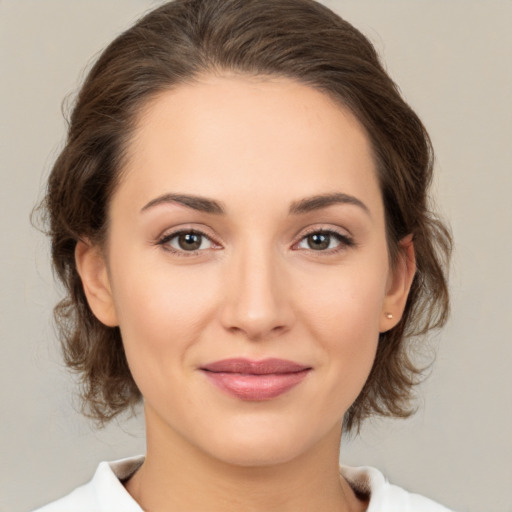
[78,75,412,466]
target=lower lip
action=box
[203,370,310,401]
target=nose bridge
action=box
[221,236,292,340]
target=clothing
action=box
[33,455,453,512]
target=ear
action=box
[379,234,416,333]
[75,239,118,327]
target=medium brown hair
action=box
[42,0,451,432]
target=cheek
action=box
[296,262,387,401]
[109,255,220,383]
[299,260,388,340]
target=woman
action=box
[34,0,452,510]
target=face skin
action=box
[76,75,415,511]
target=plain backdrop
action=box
[1,1,511,511]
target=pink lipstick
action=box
[200,358,311,401]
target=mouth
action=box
[200,358,312,401]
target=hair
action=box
[41,0,451,432]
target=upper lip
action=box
[200,358,311,375]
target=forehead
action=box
[118,74,382,217]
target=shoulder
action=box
[340,465,454,512]
[32,456,144,512]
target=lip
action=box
[200,358,312,401]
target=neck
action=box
[125,407,366,512]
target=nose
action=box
[219,244,295,341]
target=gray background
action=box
[1,1,511,511]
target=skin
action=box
[76,75,415,512]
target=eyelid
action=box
[296,224,352,241]
[298,224,351,238]
[292,225,356,252]
[154,223,355,256]
[155,225,223,256]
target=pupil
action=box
[308,233,329,250]
[179,233,201,250]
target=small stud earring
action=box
[385,312,393,319]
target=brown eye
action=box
[159,230,215,253]
[306,233,331,250]
[296,230,354,252]
[177,232,203,251]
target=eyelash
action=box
[156,229,220,257]
[156,227,355,257]
[297,228,355,254]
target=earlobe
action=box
[379,234,416,333]
[75,240,118,327]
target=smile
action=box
[200,358,312,401]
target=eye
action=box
[158,230,216,254]
[296,230,354,252]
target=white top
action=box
[33,456,453,512]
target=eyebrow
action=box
[141,193,226,214]
[140,192,369,216]
[288,193,370,216]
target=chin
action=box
[197,419,327,468]
[209,441,302,468]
